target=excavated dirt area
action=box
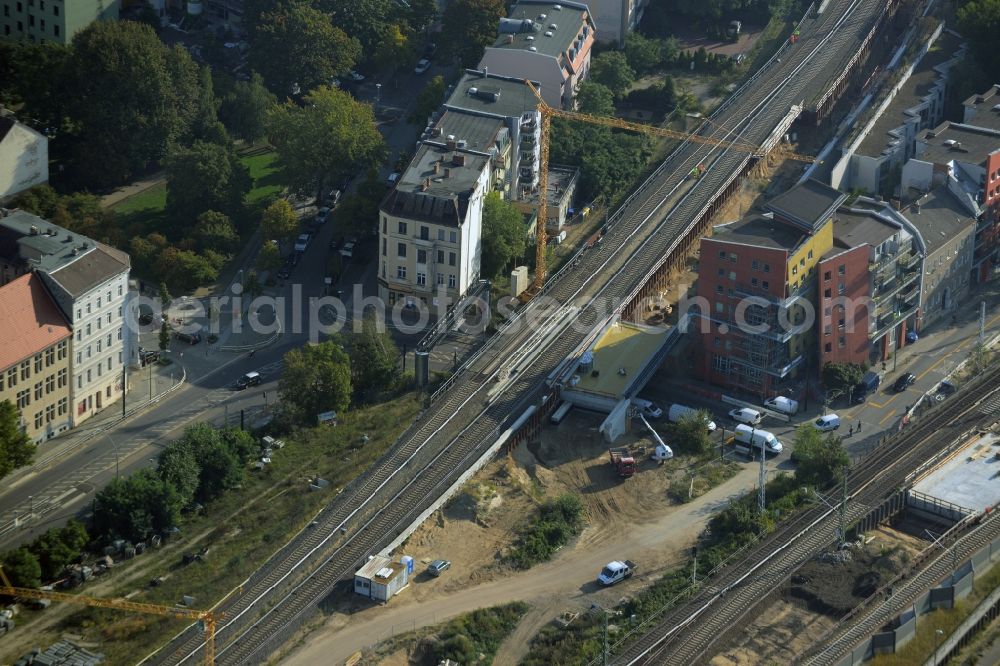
[709,526,927,665]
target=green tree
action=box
[331,169,387,238]
[93,469,184,542]
[64,21,202,186]
[318,0,395,54]
[193,438,243,502]
[155,248,222,291]
[219,72,276,144]
[575,81,616,116]
[590,51,635,99]
[821,362,865,398]
[219,427,258,464]
[792,425,849,488]
[624,33,664,75]
[411,75,446,124]
[407,0,439,33]
[549,121,652,204]
[0,400,36,479]
[441,0,506,68]
[159,281,172,310]
[352,312,400,398]
[159,321,171,351]
[248,1,360,95]
[267,87,385,200]
[669,413,713,456]
[33,521,89,580]
[958,0,1000,76]
[280,339,352,422]
[165,141,251,230]
[190,65,229,146]
[481,192,526,278]
[2,547,41,588]
[260,199,300,243]
[257,242,284,272]
[194,211,240,254]
[372,23,416,72]
[157,441,201,506]
[0,41,71,131]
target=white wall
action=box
[902,159,935,193]
[0,123,48,200]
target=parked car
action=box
[347,70,365,82]
[414,58,431,74]
[763,396,799,415]
[729,407,763,426]
[386,172,401,186]
[294,233,311,252]
[893,372,917,392]
[236,371,262,390]
[174,331,202,345]
[316,207,331,224]
[427,560,451,576]
[423,42,438,58]
[813,414,841,432]
[852,371,881,403]
[631,398,663,420]
[667,404,716,431]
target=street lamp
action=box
[107,433,121,480]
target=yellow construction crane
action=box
[0,565,218,664]
[523,81,815,291]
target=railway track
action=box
[146,1,892,663]
[612,363,1000,665]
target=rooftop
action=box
[765,179,847,232]
[915,121,1000,165]
[910,431,1000,515]
[0,273,71,372]
[494,0,592,59]
[899,186,976,257]
[963,84,1000,132]
[832,207,900,250]
[380,142,491,226]
[355,555,405,581]
[713,214,808,251]
[523,165,579,206]
[567,320,673,398]
[857,31,962,157]
[431,110,506,155]
[444,70,540,120]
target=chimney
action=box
[446,138,457,150]
[453,153,467,167]
[431,127,442,137]
[421,178,430,192]
[891,198,902,211]
[433,162,440,174]
[913,202,921,214]
[484,66,489,78]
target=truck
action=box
[668,403,717,431]
[598,560,636,586]
[609,447,636,478]
[733,423,783,455]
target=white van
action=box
[550,401,573,424]
[729,407,763,426]
[733,424,783,454]
[632,398,663,419]
[667,404,717,431]
[813,414,841,432]
[763,396,799,415]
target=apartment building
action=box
[377,140,491,310]
[1,0,119,44]
[904,121,1000,283]
[963,85,1000,132]
[479,0,597,110]
[587,0,646,44]
[0,115,47,200]
[0,273,71,442]
[0,210,132,426]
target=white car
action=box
[347,70,366,82]
[386,172,401,187]
[632,398,663,420]
[763,396,799,415]
[294,233,311,252]
[729,407,763,426]
[813,414,841,432]
[414,58,431,74]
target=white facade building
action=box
[0,115,48,201]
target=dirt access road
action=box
[284,457,764,665]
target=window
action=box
[398,221,407,234]
[397,242,407,258]
[762,281,769,289]
[449,231,457,243]
[86,302,91,314]
[45,375,54,394]
[117,327,122,341]
[76,351,81,364]
[713,337,721,348]
[45,347,54,366]
[97,363,102,377]
[448,274,457,288]
[417,249,427,264]
[397,266,407,280]
[118,284,123,297]
[416,272,426,286]
[712,355,729,373]
[838,264,846,275]
[58,397,67,416]
[86,323,91,336]
[45,403,54,423]
[751,260,759,270]
[34,354,42,373]
[838,281,846,295]
[807,250,813,259]
[799,258,805,267]
[381,262,386,278]
[57,368,67,388]
[7,368,15,388]
[449,252,456,266]
[824,288,832,298]
[97,296,101,308]
[382,238,387,256]
[728,271,736,281]
[420,226,429,240]
[20,361,29,381]
[34,381,43,400]
[107,312,111,323]
[437,229,445,241]
[16,389,29,409]
[718,251,726,260]
[730,253,737,263]
[86,369,91,383]
[437,250,444,263]
[838,318,845,330]
[751,277,758,287]
[824,270,831,281]
[824,324,831,336]
[715,285,723,294]
[792,265,798,276]
[824,342,832,353]
[763,263,770,273]
[108,358,112,371]
[715,302,724,313]
[717,268,725,277]
[52,23,57,36]
[97,340,102,353]
[77,376,81,389]
[34,411,42,429]
[58,340,68,360]
[727,288,734,297]
[437,273,445,285]
[838,336,846,349]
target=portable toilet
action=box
[400,555,414,574]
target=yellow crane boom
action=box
[523,80,815,291]
[0,566,217,664]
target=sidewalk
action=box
[99,171,165,209]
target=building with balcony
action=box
[0,210,133,426]
[1,0,119,44]
[0,114,48,201]
[903,121,1000,282]
[0,273,71,442]
[478,0,597,110]
[377,140,491,311]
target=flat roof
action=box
[765,179,847,232]
[858,31,962,157]
[433,110,505,154]
[713,215,807,251]
[899,186,975,257]
[911,431,1000,513]
[963,84,1000,131]
[916,121,1000,165]
[444,70,540,120]
[495,0,591,58]
[570,320,672,398]
[523,165,579,206]
[356,555,402,580]
[832,207,899,249]
[0,210,129,279]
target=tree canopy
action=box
[219,73,276,144]
[549,121,652,204]
[575,81,616,116]
[267,86,385,200]
[280,340,353,422]
[260,198,300,242]
[958,0,1000,76]
[441,0,506,68]
[590,52,636,99]
[481,192,527,278]
[165,142,251,230]
[412,75,446,125]
[351,313,400,400]
[821,362,865,398]
[668,413,714,456]
[792,425,849,488]
[0,400,35,480]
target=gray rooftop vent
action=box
[526,35,534,41]
[550,24,558,29]
[469,87,478,95]
[539,13,547,19]
[553,3,562,8]
[446,134,456,141]
[545,31,553,36]
[529,46,537,51]
[29,225,39,235]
